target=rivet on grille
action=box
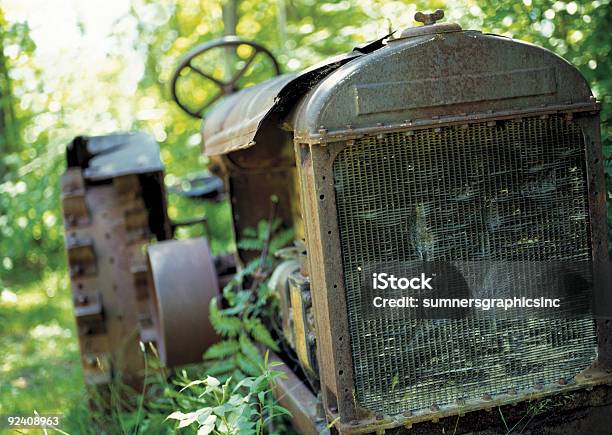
[461,124,469,130]
[558,378,567,385]
[482,393,492,401]
[347,139,355,146]
[376,122,384,127]
[539,114,549,120]
[403,410,412,417]
[350,420,359,426]
[404,130,415,137]
[375,414,384,421]
[377,133,384,139]
[434,127,441,133]
[508,388,517,395]
[487,120,496,127]
[430,404,439,412]
[535,382,544,390]
[346,124,353,130]
[456,398,465,405]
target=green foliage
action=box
[164,221,293,434]
[207,220,292,378]
[0,273,81,415]
[166,356,289,434]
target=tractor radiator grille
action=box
[333,116,597,415]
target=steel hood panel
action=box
[292,31,596,143]
[201,35,393,156]
[202,73,297,156]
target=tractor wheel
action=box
[61,132,222,400]
[62,168,161,390]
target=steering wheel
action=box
[171,36,281,119]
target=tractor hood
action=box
[201,36,389,156]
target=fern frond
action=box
[245,317,279,352]
[236,352,261,377]
[237,238,264,251]
[203,340,240,360]
[239,334,262,366]
[257,220,269,241]
[206,358,237,377]
[209,299,242,337]
[269,228,295,252]
[241,227,258,238]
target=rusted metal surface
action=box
[382,384,612,434]
[146,238,220,367]
[171,37,282,119]
[62,178,151,388]
[291,30,595,144]
[295,140,362,424]
[577,115,612,368]
[269,352,329,435]
[208,145,299,265]
[229,168,298,263]
[202,74,296,155]
[62,133,172,391]
[296,113,611,433]
[200,34,390,156]
[286,13,611,435]
[330,368,612,434]
[61,168,89,226]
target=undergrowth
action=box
[63,212,294,434]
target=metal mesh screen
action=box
[333,116,597,415]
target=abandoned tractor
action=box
[61,10,612,434]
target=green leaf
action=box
[245,317,279,352]
[206,359,237,377]
[269,228,295,252]
[197,414,216,435]
[206,375,221,388]
[239,334,263,366]
[209,298,242,337]
[236,352,261,377]
[203,340,240,360]
[179,379,208,392]
[241,227,258,238]
[271,404,292,417]
[237,238,264,251]
[223,291,251,315]
[257,220,269,241]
